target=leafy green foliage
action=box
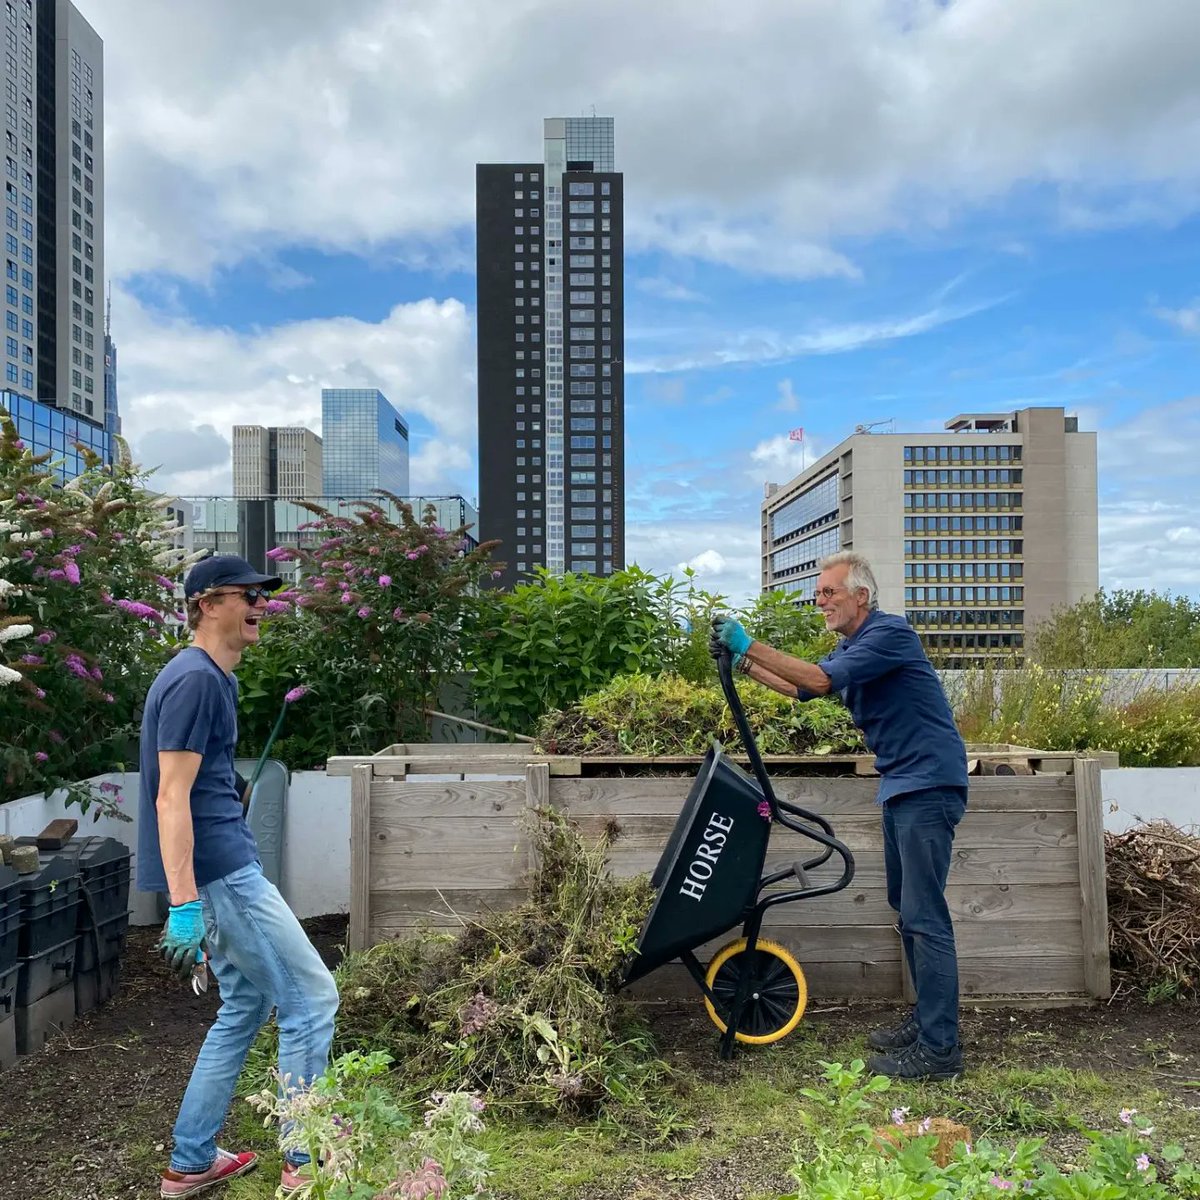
[1032,590,1200,669]
[464,566,837,737]
[331,808,671,1132]
[235,497,498,768]
[785,1065,1200,1200]
[0,412,192,815]
[535,671,865,757]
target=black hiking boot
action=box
[867,1040,963,1081]
[867,1010,919,1052]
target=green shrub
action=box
[535,671,865,757]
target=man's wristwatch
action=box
[737,654,753,675]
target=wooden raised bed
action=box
[327,745,1112,1004]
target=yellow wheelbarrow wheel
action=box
[704,937,808,1045]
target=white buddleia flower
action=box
[0,623,32,643]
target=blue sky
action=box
[89,0,1200,603]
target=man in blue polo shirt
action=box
[712,550,968,1080]
[138,555,339,1198]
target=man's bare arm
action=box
[742,659,806,699]
[745,641,833,695]
[157,750,202,906]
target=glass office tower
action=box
[320,388,409,496]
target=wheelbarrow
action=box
[622,648,855,1058]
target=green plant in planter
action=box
[235,497,499,767]
[536,672,865,757]
[0,413,195,816]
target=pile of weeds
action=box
[535,671,865,757]
[331,807,674,1133]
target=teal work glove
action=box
[156,899,207,982]
[711,615,752,665]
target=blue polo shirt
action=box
[798,610,967,803]
[137,647,259,893]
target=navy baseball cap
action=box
[184,554,283,599]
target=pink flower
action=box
[156,575,175,590]
[40,527,52,537]
[491,569,502,579]
[357,605,372,618]
[47,568,67,581]
[990,1180,1014,1191]
[378,574,391,587]
[65,654,91,679]
[1119,1109,1137,1126]
[102,692,114,704]
[21,548,34,560]
[265,547,294,561]
[1136,1154,1150,1172]
[34,688,45,699]
[263,600,290,615]
[65,544,82,556]
[36,631,54,644]
[34,751,48,763]
[63,560,81,585]
[311,577,328,590]
[340,592,352,604]
[392,607,405,620]
[91,666,103,681]
[284,686,309,704]
[891,1107,910,1126]
[406,551,420,560]
[115,598,162,621]
[48,729,63,743]
[757,800,772,822]
[20,654,42,665]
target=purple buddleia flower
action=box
[284,686,309,704]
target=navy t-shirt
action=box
[137,647,259,892]
[798,610,968,803]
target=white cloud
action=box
[115,288,477,498]
[88,0,1200,282]
[775,379,800,412]
[627,517,761,607]
[1155,301,1200,335]
[635,276,708,303]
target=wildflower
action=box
[263,600,290,615]
[357,605,372,618]
[918,1116,932,1134]
[64,654,91,679]
[891,1107,910,1126]
[0,623,33,643]
[1119,1108,1137,1126]
[115,598,162,621]
[63,560,80,585]
[91,666,104,681]
[34,750,48,762]
[156,575,175,590]
[990,1179,1015,1191]
[46,568,67,581]
[311,577,327,589]
[378,574,392,587]
[19,654,42,665]
[284,686,309,704]
[99,781,121,795]
[340,590,352,603]
[393,607,405,620]
[34,687,45,698]
[35,631,54,644]
[1136,1154,1150,1172]
[102,692,114,703]
[264,547,294,562]
[757,800,772,821]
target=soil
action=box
[0,916,1196,1200]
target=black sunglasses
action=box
[209,586,273,605]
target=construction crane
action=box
[854,419,896,435]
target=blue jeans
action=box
[170,863,340,1174]
[882,787,966,1052]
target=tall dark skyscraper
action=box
[476,116,624,587]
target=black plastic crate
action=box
[76,911,129,973]
[14,853,81,959]
[0,961,18,1021]
[50,837,131,928]
[16,933,77,1007]
[0,863,20,975]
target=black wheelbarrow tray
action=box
[622,650,855,1058]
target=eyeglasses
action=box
[209,586,273,605]
[815,586,847,600]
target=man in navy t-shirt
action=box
[712,550,968,1081]
[139,555,339,1198]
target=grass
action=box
[219,1005,1198,1200]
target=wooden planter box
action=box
[327,745,1112,1004]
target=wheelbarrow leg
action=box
[717,915,767,1060]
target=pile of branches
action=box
[1106,820,1200,997]
[333,808,669,1126]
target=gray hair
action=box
[818,551,879,610]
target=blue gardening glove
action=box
[156,899,207,982]
[711,615,752,667]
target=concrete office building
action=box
[761,407,1098,664]
[476,116,625,586]
[2,0,110,469]
[321,388,409,497]
[232,424,323,499]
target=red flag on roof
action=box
[788,427,804,442]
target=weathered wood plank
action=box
[367,779,528,818]
[329,754,581,778]
[569,811,1078,853]
[349,764,373,953]
[1073,759,1112,999]
[958,956,1087,996]
[371,850,529,891]
[626,957,905,1001]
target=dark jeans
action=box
[882,786,967,1051]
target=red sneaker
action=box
[160,1148,258,1197]
[280,1159,316,1195]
